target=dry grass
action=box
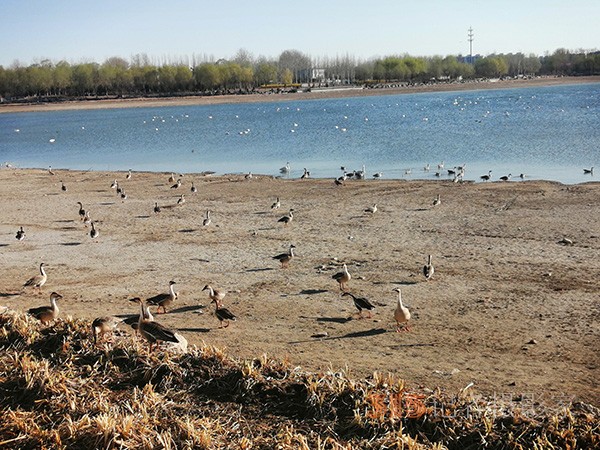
[0,310,598,449]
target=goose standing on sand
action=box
[48,166,55,175]
[280,162,291,174]
[583,167,594,174]
[300,168,310,179]
[191,182,197,193]
[90,222,99,240]
[61,181,67,192]
[110,179,118,189]
[278,209,294,226]
[432,194,441,207]
[500,173,512,181]
[177,194,186,205]
[126,169,132,180]
[423,255,434,281]
[271,197,281,210]
[28,291,62,325]
[116,182,122,195]
[168,173,176,183]
[202,284,226,303]
[136,300,179,351]
[16,226,25,241]
[332,263,351,291]
[480,170,492,181]
[245,172,253,180]
[91,316,123,344]
[365,204,378,214]
[342,292,375,318]
[146,280,177,314]
[83,210,91,227]
[77,202,85,220]
[125,297,155,332]
[393,288,411,332]
[120,190,127,201]
[202,210,211,226]
[273,244,296,268]
[171,179,182,189]
[154,202,161,213]
[211,298,237,328]
[23,263,47,292]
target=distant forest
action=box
[0,48,598,102]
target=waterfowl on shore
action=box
[90,222,99,240]
[423,255,434,281]
[342,292,375,318]
[583,167,594,174]
[280,162,291,173]
[126,169,132,180]
[16,226,25,241]
[499,173,512,181]
[137,300,179,351]
[273,244,296,268]
[202,284,226,303]
[168,173,176,183]
[480,170,492,181]
[300,168,310,179]
[332,264,351,291]
[271,197,281,210]
[28,291,62,325]
[116,182,122,194]
[432,194,441,207]
[23,263,47,292]
[191,182,197,193]
[91,316,123,344]
[278,209,294,226]
[202,210,211,226]
[48,166,55,175]
[245,172,253,180]
[365,204,377,214]
[61,181,67,191]
[211,298,236,328]
[393,288,411,332]
[120,190,127,201]
[77,202,85,220]
[373,172,383,179]
[110,179,118,189]
[177,194,186,205]
[83,210,91,227]
[171,179,182,189]
[146,281,177,314]
[154,202,161,213]
[125,297,154,332]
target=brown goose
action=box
[136,300,179,351]
[278,209,294,226]
[211,298,236,328]
[423,255,434,281]
[91,316,123,344]
[393,288,411,332]
[28,291,62,325]
[146,281,177,314]
[23,263,47,292]
[77,202,86,220]
[124,297,155,332]
[332,263,351,291]
[341,292,375,318]
[202,284,226,302]
[90,221,99,240]
[273,244,296,268]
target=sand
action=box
[1,168,598,407]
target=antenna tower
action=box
[468,27,474,63]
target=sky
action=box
[2,0,599,67]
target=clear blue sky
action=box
[2,0,598,67]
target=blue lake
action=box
[1,82,599,184]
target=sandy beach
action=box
[1,168,598,406]
[1,76,599,114]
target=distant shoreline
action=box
[1,75,599,114]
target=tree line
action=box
[0,48,598,101]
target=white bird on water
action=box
[280,162,291,173]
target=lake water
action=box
[1,83,599,184]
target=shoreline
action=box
[1,75,599,114]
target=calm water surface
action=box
[1,83,599,184]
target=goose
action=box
[177,194,186,205]
[154,202,161,213]
[271,197,281,210]
[278,209,294,226]
[126,169,132,180]
[373,172,383,179]
[202,284,226,303]
[146,281,177,314]
[300,168,310,179]
[191,182,197,193]
[83,210,91,227]
[583,167,594,174]
[28,291,62,324]
[499,173,512,181]
[77,202,85,220]
[437,161,445,170]
[61,181,67,192]
[332,263,351,291]
[171,179,182,189]
[136,300,179,351]
[90,222,99,240]
[120,190,127,201]
[168,173,176,183]
[423,163,430,172]
[23,263,47,292]
[110,179,118,189]
[15,226,25,241]
[365,204,377,214]
[91,316,123,344]
[211,298,236,328]
[125,297,155,332]
[116,182,122,195]
[393,288,411,332]
[355,165,366,180]
[280,162,291,173]
[273,244,296,268]
[404,168,412,176]
[202,210,211,226]
[341,292,375,318]
[423,255,434,281]
[480,170,492,181]
[48,166,55,175]
[334,177,345,186]
[432,194,441,207]
[245,172,253,180]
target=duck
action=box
[202,284,226,303]
[202,210,211,226]
[91,316,123,344]
[15,226,25,241]
[332,263,351,291]
[90,222,99,240]
[23,263,47,292]
[341,292,375,318]
[28,291,62,325]
[480,170,492,181]
[364,204,377,214]
[273,244,296,268]
[211,298,236,328]
[154,202,161,213]
[423,255,434,281]
[271,197,281,210]
[432,194,441,207]
[77,202,85,220]
[278,209,294,226]
[136,300,180,351]
[393,288,411,332]
[146,280,177,314]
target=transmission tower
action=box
[468,27,474,63]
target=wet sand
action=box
[1,168,598,405]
